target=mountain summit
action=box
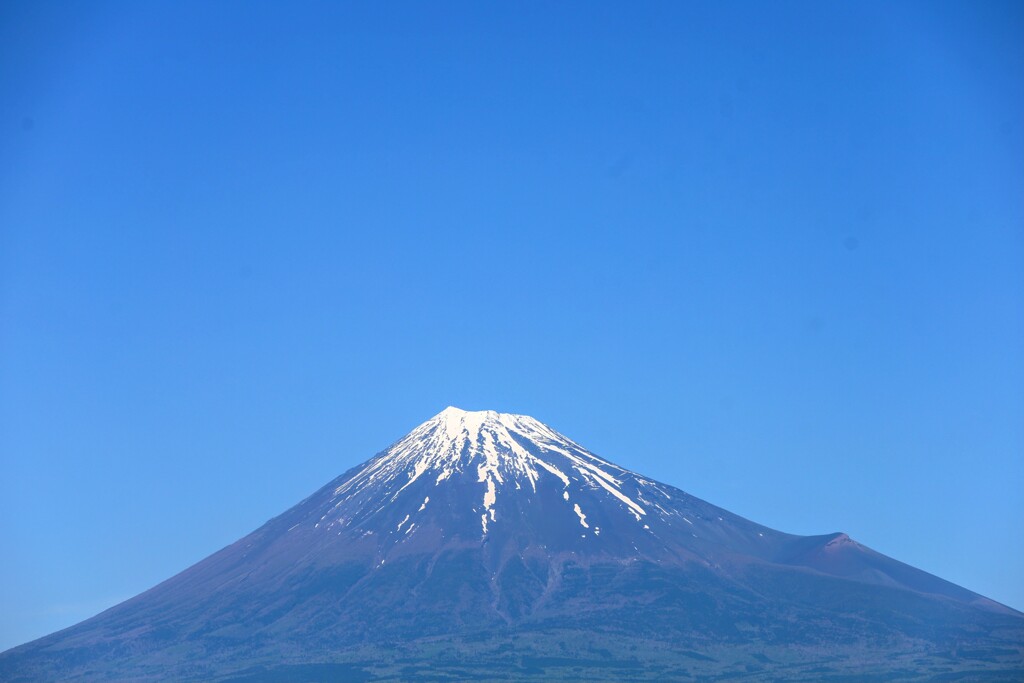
[328,406,667,546]
[2,408,1022,681]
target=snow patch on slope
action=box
[573,503,589,529]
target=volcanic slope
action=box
[2,407,1022,682]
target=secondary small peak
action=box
[824,532,857,549]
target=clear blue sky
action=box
[1,1,1022,651]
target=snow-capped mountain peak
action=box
[317,407,662,539]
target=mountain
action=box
[2,407,1022,681]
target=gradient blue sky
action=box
[1,1,1022,651]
